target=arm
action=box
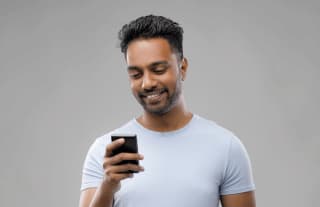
[79,188,98,207]
[220,191,256,207]
[79,183,115,207]
[79,138,144,207]
[220,137,256,206]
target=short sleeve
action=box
[80,136,107,191]
[220,136,255,195]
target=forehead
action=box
[126,38,177,66]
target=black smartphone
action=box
[111,134,139,173]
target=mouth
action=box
[140,88,167,103]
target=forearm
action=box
[89,182,116,207]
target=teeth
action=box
[147,94,160,98]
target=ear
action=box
[180,57,188,81]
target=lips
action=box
[139,88,167,103]
[140,88,166,97]
[145,93,162,101]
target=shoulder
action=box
[193,114,239,144]
[193,117,256,194]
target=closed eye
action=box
[129,72,142,79]
[151,65,168,74]
[127,66,143,79]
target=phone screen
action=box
[111,134,139,168]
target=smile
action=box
[146,93,162,99]
[140,88,166,98]
[140,89,167,103]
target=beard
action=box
[135,79,182,116]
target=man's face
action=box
[126,38,186,115]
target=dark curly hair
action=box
[118,15,184,60]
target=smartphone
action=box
[111,134,139,173]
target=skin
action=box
[79,37,256,207]
[126,38,192,130]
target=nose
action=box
[141,72,157,91]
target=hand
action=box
[102,138,144,193]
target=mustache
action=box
[139,88,167,97]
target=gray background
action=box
[0,0,319,206]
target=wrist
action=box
[101,178,120,194]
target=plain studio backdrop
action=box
[0,0,319,206]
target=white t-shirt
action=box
[81,114,255,207]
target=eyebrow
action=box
[127,60,169,71]
[127,66,141,71]
[149,61,169,68]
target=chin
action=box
[144,108,166,115]
[144,103,174,115]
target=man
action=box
[79,15,256,207]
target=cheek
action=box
[130,81,139,93]
[165,75,179,89]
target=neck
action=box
[137,96,193,132]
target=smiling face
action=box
[126,38,187,115]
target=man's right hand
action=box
[79,138,144,207]
[102,138,144,193]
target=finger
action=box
[103,153,144,169]
[106,153,144,165]
[106,164,144,174]
[105,138,125,157]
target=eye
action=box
[129,72,142,79]
[152,65,168,74]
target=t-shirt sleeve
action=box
[80,137,106,191]
[220,136,255,195]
